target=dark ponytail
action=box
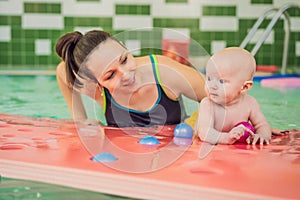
[55,30,112,88]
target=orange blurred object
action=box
[256,65,278,72]
[162,39,190,66]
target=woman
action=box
[55,30,207,127]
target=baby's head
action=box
[205,47,256,105]
[207,47,256,81]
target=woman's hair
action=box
[55,30,112,88]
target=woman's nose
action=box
[120,63,135,76]
[118,67,131,80]
[118,64,127,74]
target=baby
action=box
[196,47,271,145]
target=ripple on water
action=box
[0,177,133,200]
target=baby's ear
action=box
[241,81,253,93]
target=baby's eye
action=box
[207,76,211,81]
[219,79,225,84]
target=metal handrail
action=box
[240,4,300,74]
[239,8,278,49]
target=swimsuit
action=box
[103,54,182,127]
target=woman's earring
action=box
[97,82,104,96]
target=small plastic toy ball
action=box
[173,137,193,146]
[235,122,255,144]
[138,136,160,145]
[174,123,194,139]
[92,152,118,162]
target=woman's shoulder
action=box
[135,54,179,67]
[135,55,151,66]
[134,54,171,68]
[56,61,66,80]
[155,54,174,63]
[56,61,66,72]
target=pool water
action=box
[0,75,70,119]
[0,177,136,200]
[249,82,300,130]
[0,75,299,130]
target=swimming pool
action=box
[1,74,299,199]
[0,177,134,200]
[0,75,70,119]
[0,75,299,130]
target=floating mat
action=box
[0,113,300,200]
[261,77,300,89]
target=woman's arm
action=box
[156,55,207,102]
[56,62,88,120]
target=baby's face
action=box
[205,59,246,105]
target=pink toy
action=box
[234,121,255,144]
[261,77,300,89]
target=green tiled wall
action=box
[24,3,61,14]
[64,17,112,29]
[77,0,100,2]
[251,0,273,4]
[115,5,151,15]
[202,6,236,16]
[166,0,188,3]
[0,0,299,73]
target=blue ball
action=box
[92,152,118,162]
[174,123,193,139]
[173,137,193,146]
[138,136,160,145]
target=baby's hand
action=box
[248,131,271,145]
[224,126,245,144]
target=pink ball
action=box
[234,122,255,144]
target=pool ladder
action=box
[240,3,300,74]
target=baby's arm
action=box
[248,96,272,145]
[196,98,243,144]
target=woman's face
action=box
[86,39,137,94]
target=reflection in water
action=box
[0,177,136,200]
[269,130,300,164]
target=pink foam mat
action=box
[261,77,300,89]
[0,113,299,200]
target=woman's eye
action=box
[106,71,115,80]
[219,79,225,84]
[121,56,127,65]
